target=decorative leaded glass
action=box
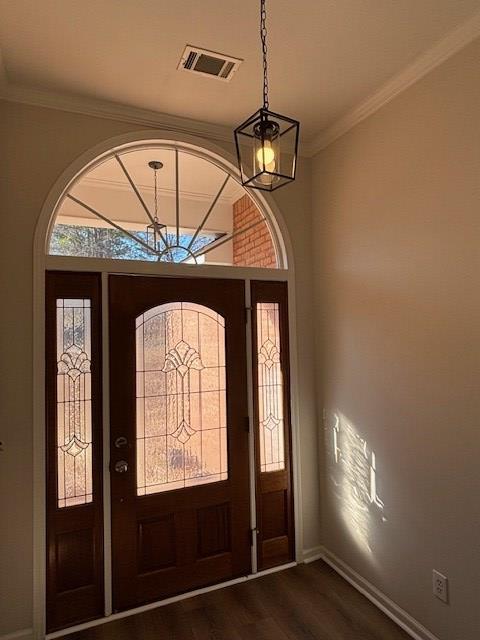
[56,299,93,507]
[136,302,228,495]
[256,303,285,472]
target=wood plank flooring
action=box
[65,561,411,640]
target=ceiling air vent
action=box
[178,45,242,82]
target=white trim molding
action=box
[0,83,317,157]
[0,83,235,145]
[320,547,441,640]
[302,545,324,564]
[307,9,480,155]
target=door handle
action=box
[114,460,129,473]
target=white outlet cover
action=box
[432,569,449,604]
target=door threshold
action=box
[47,562,297,639]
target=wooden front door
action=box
[109,275,251,611]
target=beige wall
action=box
[0,102,320,636]
[312,37,480,640]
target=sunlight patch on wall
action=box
[327,411,386,556]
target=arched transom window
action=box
[49,144,283,269]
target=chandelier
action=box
[146,160,165,252]
[234,0,300,191]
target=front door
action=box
[109,275,251,611]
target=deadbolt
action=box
[114,460,128,473]
[114,436,128,449]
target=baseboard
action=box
[320,548,440,640]
[302,545,325,564]
[0,629,34,640]
[7,551,440,640]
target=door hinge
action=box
[245,306,251,324]
[249,528,259,546]
[244,416,251,433]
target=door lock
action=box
[114,460,129,474]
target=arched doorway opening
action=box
[34,133,300,636]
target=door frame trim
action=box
[101,272,113,617]
[35,263,302,637]
[33,131,303,640]
[244,280,258,574]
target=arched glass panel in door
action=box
[135,302,227,495]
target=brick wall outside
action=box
[232,194,277,268]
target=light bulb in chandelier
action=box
[253,119,280,185]
[256,140,275,167]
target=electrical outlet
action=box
[432,570,448,603]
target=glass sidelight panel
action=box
[256,303,285,472]
[136,302,228,495]
[56,299,93,507]
[47,272,103,631]
[252,281,294,570]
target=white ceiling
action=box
[1,0,479,145]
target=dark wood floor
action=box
[66,561,410,640]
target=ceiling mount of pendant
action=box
[234,0,299,192]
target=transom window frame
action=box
[45,141,288,271]
[33,131,301,639]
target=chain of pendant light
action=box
[260,0,269,110]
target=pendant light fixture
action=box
[146,160,165,251]
[234,0,300,191]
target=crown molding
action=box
[0,82,237,143]
[307,9,480,156]
[0,82,311,157]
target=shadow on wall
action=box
[326,411,387,557]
